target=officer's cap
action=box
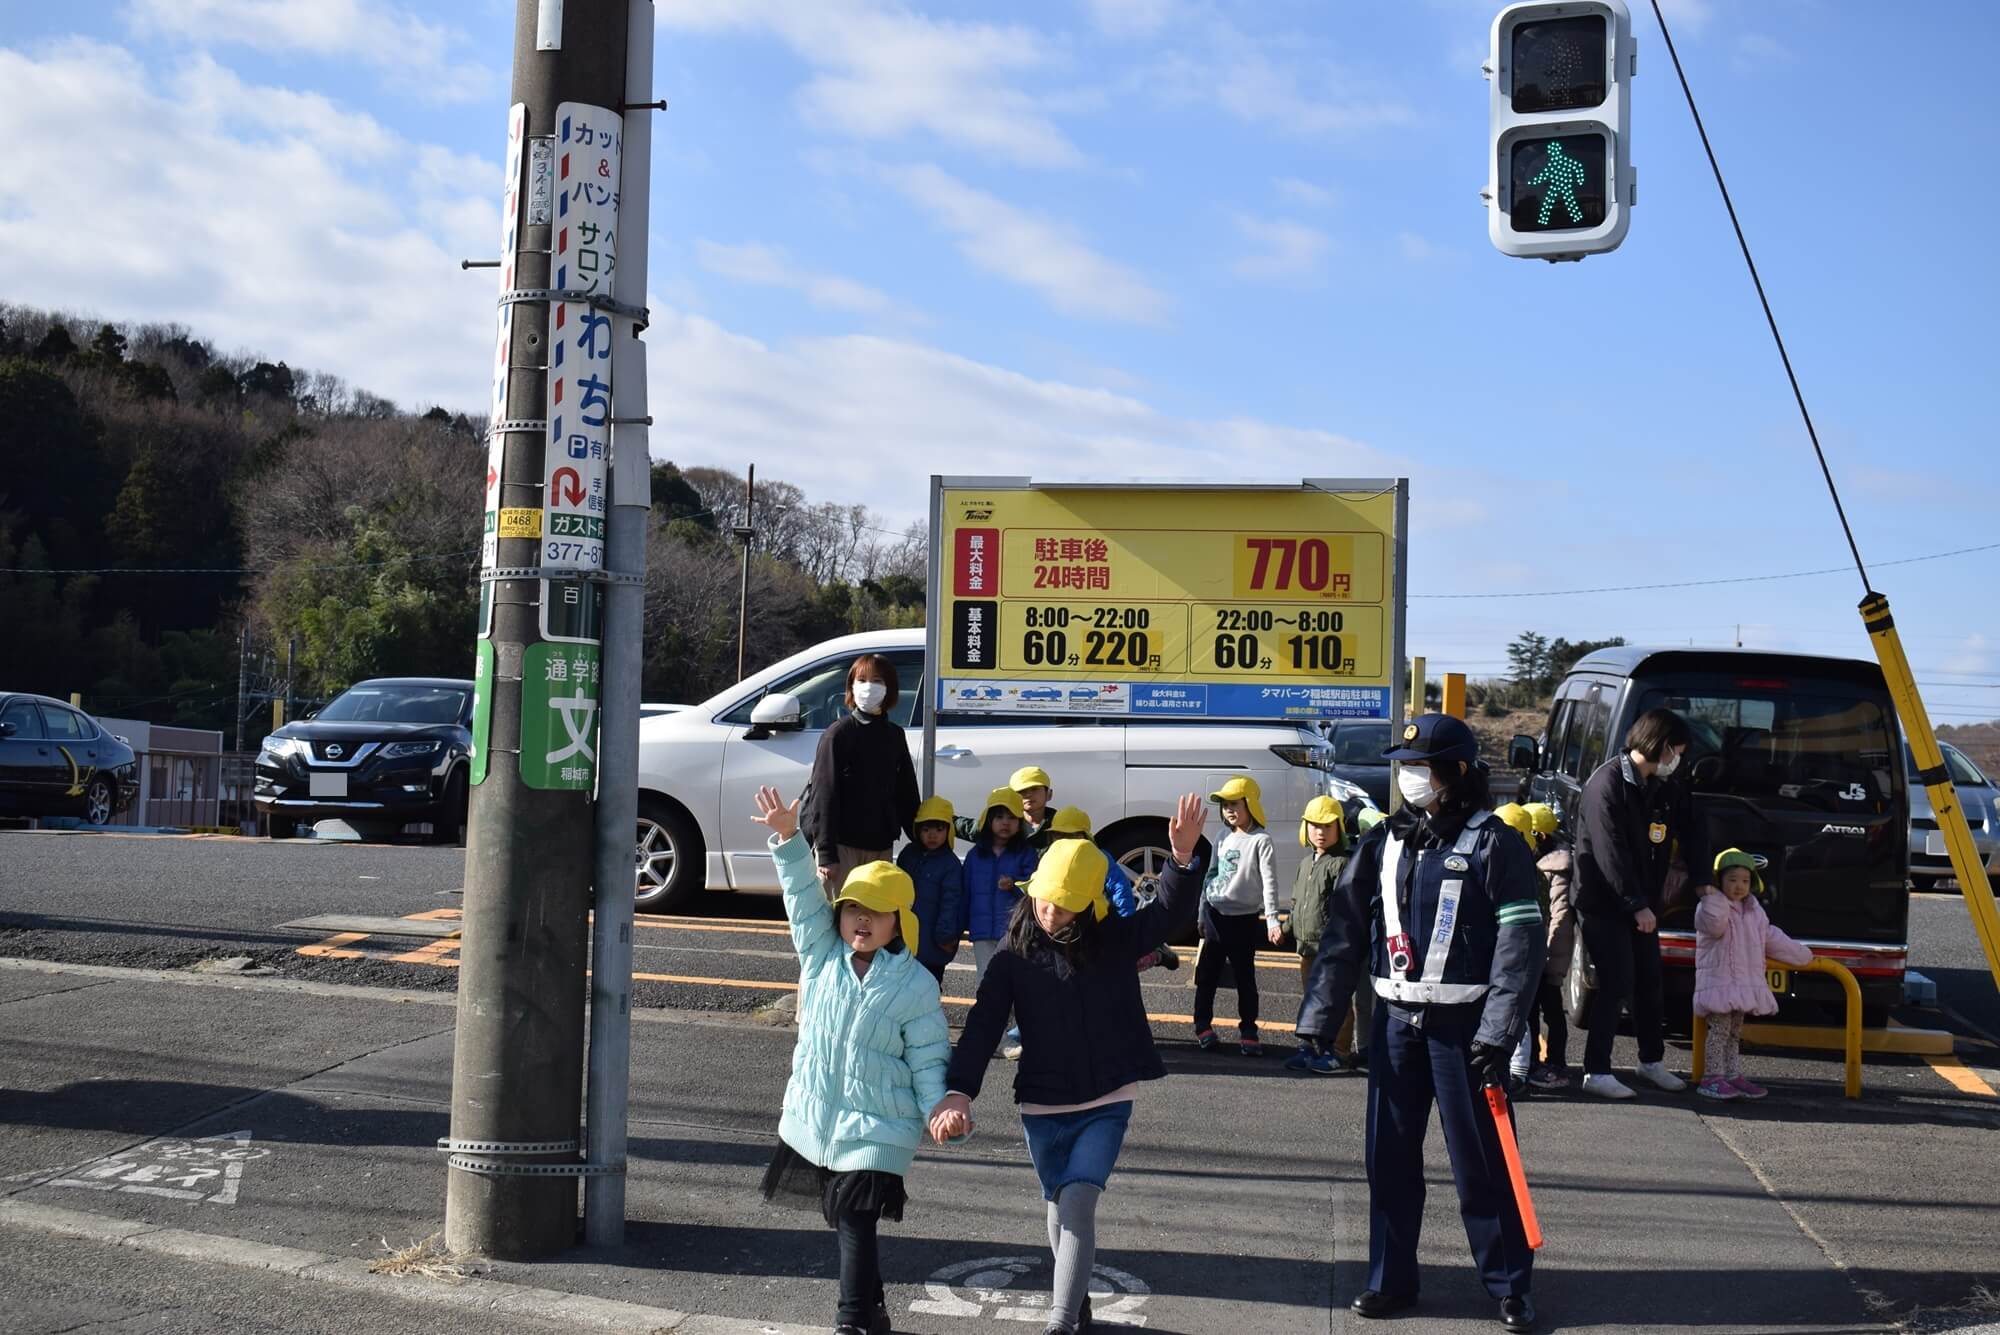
[1382,713,1480,766]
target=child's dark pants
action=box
[834,1210,885,1325]
[1194,905,1263,1035]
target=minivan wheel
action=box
[1565,931,1595,1029]
[635,796,704,913]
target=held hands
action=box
[1168,792,1205,867]
[751,785,800,842]
[1267,922,1284,946]
[928,1093,973,1144]
[1634,907,1658,933]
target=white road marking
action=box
[49,1130,266,1206]
[911,1253,1150,1326]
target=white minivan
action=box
[633,628,1363,912]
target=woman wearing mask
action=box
[807,655,922,894]
[1572,708,1711,1100]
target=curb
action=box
[0,1197,819,1334]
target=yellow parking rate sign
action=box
[928,478,1407,722]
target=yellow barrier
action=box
[1692,957,1862,1099]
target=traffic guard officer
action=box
[1297,714,1547,1333]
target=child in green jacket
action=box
[1285,797,1371,1074]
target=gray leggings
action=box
[1043,1182,1101,1332]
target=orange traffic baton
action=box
[1483,1086,1544,1250]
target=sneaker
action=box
[870,1300,893,1334]
[1002,1040,1024,1061]
[1283,1045,1317,1071]
[1156,945,1181,971]
[1726,1075,1769,1100]
[1305,1048,1345,1075]
[1634,1060,1687,1093]
[1346,1048,1368,1071]
[1239,1037,1265,1057]
[1528,1065,1570,1091]
[1581,1072,1636,1100]
[1195,1027,1218,1050]
[1696,1076,1740,1101]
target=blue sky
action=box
[3,1,1996,724]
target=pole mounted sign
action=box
[926,478,1408,724]
[543,102,620,572]
[1484,0,1636,260]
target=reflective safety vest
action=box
[1373,810,1510,1006]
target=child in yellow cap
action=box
[1285,795,1366,1075]
[750,786,953,1335]
[1195,776,1281,1055]
[964,786,1038,1058]
[930,793,1209,1335]
[898,796,966,983]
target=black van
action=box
[1508,648,1909,1028]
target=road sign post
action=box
[1485,0,1636,260]
[923,478,1408,791]
[447,0,629,1262]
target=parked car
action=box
[1322,717,1392,809]
[253,677,474,842]
[0,693,138,825]
[639,703,687,720]
[632,628,1361,913]
[1906,742,1999,892]
[1509,647,1909,1028]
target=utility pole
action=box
[447,0,630,1261]
[582,0,654,1248]
[234,624,249,753]
[735,464,756,681]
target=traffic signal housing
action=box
[1485,1,1635,260]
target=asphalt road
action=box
[4,829,2000,1332]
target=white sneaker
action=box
[1581,1072,1637,1099]
[1634,1060,1687,1092]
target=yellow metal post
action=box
[70,692,83,707]
[1409,657,1426,719]
[1861,592,2000,992]
[1442,673,1467,719]
[1692,957,1863,1099]
[271,699,285,732]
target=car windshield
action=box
[1638,683,1896,813]
[1333,721,1389,766]
[318,685,468,725]
[1905,744,1990,789]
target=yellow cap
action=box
[1493,803,1535,846]
[1208,775,1266,828]
[1009,766,1053,793]
[1049,806,1092,836]
[1025,837,1111,921]
[1299,794,1345,847]
[831,861,921,957]
[1523,802,1558,838]
[913,795,955,829]
[980,786,1026,825]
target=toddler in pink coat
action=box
[1694,848,1813,1100]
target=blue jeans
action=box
[1021,1100,1133,1202]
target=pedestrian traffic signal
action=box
[1484,1,1634,260]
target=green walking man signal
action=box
[1529,141,1586,226]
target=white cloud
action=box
[0,39,495,408]
[123,0,494,103]
[1275,177,1334,208]
[1088,0,1183,39]
[1397,231,1436,261]
[694,240,922,322]
[1139,23,1413,139]
[1655,0,1714,34]
[660,0,1083,168]
[1732,33,1797,74]
[1229,213,1330,282]
[1943,634,1993,678]
[881,164,1171,325]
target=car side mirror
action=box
[745,692,805,740]
[1509,734,1539,772]
[0,721,14,739]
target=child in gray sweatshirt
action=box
[1193,777,1280,1055]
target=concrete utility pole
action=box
[735,464,756,681]
[582,0,654,1249]
[446,0,630,1261]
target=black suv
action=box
[255,677,474,842]
[0,693,138,824]
[1509,647,1908,1027]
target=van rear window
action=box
[1637,685,1896,813]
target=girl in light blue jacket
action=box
[751,785,952,1335]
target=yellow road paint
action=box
[295,931,369,961]
[1925,1055,1999,1097]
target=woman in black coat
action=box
[807,654,921,893]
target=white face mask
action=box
[1656,749,1681,779]
[1397,766,1438,808]
[852,681,888,714]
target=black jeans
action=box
[1193,906,1263,1035]
[834,1210,885,1325]
[1533,979,1569,1068]
[1579,909,1664,1074]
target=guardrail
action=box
[1692,957,1862,1099]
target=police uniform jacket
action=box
[1297,804,1546,1050]
[1571,755,1711,917]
